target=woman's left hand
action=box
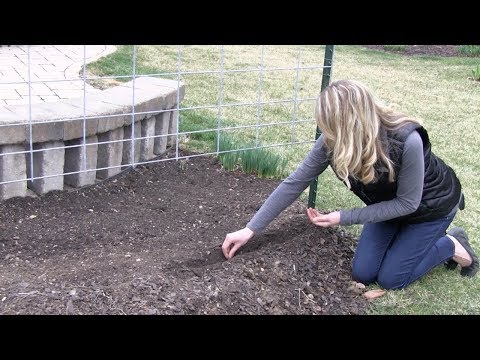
[307,208,340,227]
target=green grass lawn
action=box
[87,45,480,314]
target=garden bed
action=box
[0,150,370,315]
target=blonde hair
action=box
[315,79,422,189]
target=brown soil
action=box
[363,45,464,57]
[0,150,371,315]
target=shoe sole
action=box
[447,227,479,277]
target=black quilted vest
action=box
[330,123,462,223]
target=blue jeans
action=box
[352,212,456,290]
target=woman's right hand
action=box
[222,227,254,259]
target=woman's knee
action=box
[351,261,377,285]
[352,267,408,290]
[377,271,408,290]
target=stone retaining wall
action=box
[0,77,185,201]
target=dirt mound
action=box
[363,45,463,57]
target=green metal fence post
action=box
[307,45,335,209]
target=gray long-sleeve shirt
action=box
[246,131,425,233]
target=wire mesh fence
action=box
[0,45,334,200]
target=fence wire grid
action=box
[0,45,334,195]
